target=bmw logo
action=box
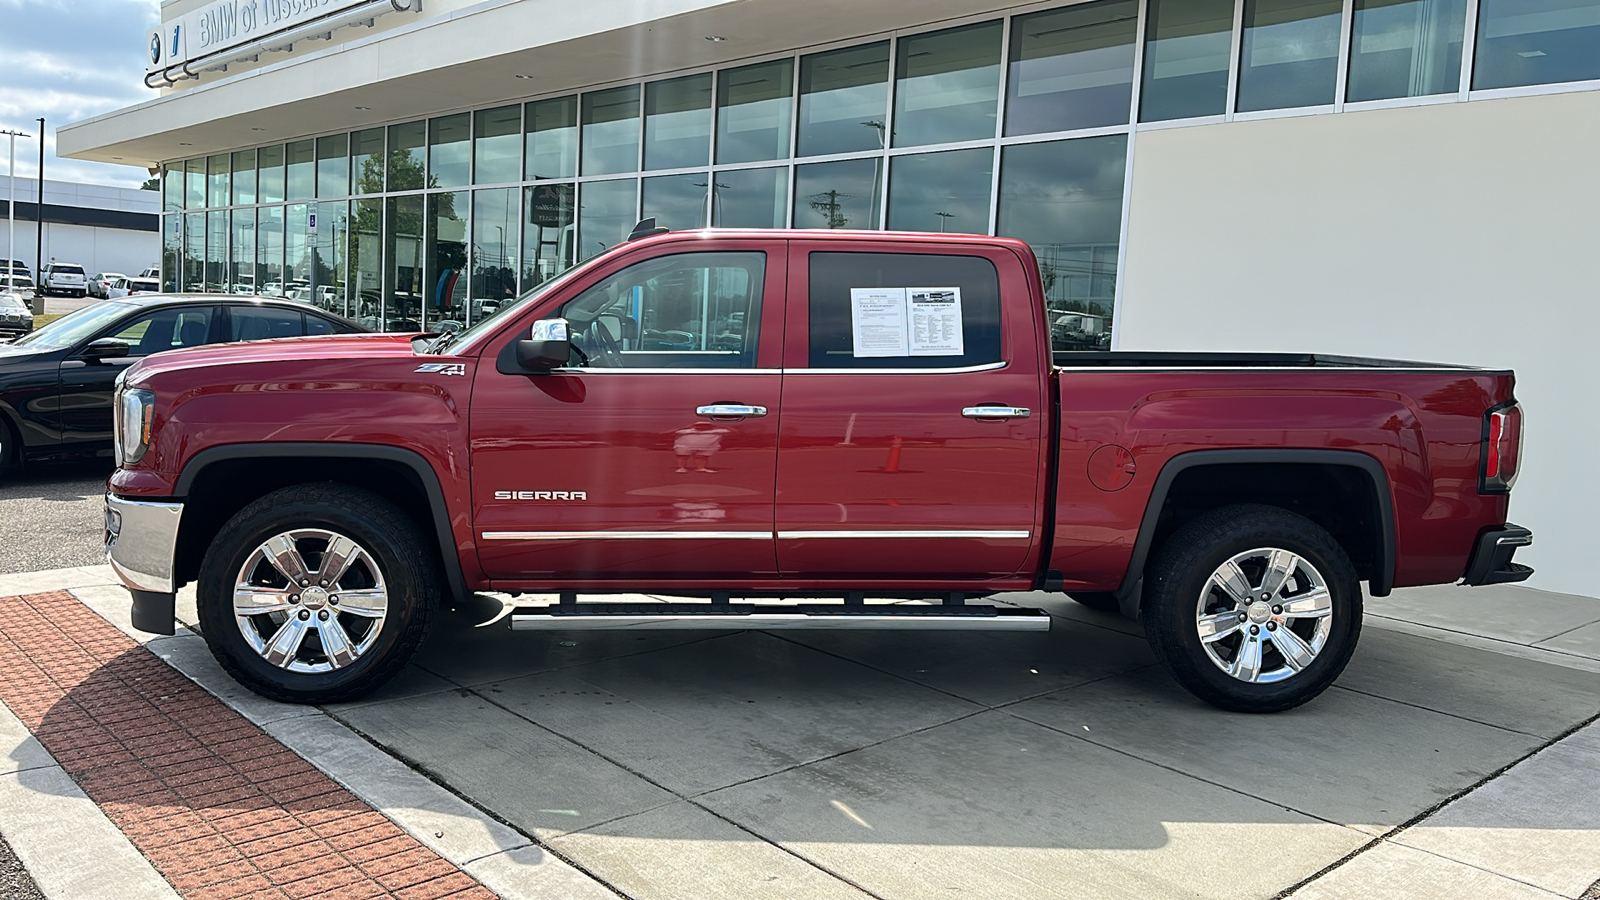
[150,33,161,65]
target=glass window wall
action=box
[206,210,228,292]
[207,155,230,208]
[578,179,638,259]
[523,183,575,289]
[387,122,427,192]
[430,114,472,188]
[471,188,519,322]
[712,167,787,228]
[258,145,285,204]
[716,60,793,164]
[525,96,578,180]
[645,74,712,170]
[996,135,1127,349]
[386,195,426,330]
[474,106,522,185]
[1007,1,1139,135]
[893,22,1003,147]
[582,86,642,176]
[426,191,469,328]
[163,164,183,212]
[887,148,994,234]
[185,159,205,209]
[793,158,882,229]
[230,209,255,295]
[231,150,256,205]
[798,42,890,156]
[257,206,284,297]
[183,213,205,290]
[1473,0,1600,90]
[1347,0,1466,101]
[162,215,181,291]
[286,140,315,202]
[1236,0,1345,111]
[317,134,349,198]
[642,173,709,230]
[1140,0,1235,121]
[350,198,384,328]
[286,203,311,299]
[351,128,386,194]
[313,201,348,316]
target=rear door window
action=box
[107,307,216,356]
[806,251,1002,369]
[229,306,305,341]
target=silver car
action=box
[0,292,33,338]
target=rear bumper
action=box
[1462,524,1534,586]
[104,493,184,634]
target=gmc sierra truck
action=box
[103,226,1532,713]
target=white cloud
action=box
[0,0,162,187]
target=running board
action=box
[509,602,1052,632]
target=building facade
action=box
[1,178,160,286]
[61,0,1600,596]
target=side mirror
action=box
[499,318,571,374]
[81,337,130,362]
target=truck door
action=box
[774,243,1047,580]
[470,241,786,581]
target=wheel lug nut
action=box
[298,610,310,620]
[319,580,327,587]
[329,596,339,606]
[1260,593,1271,601]
[1272,605,1282,615]
[1249,624,1259,635]
[318,610,329,621]
[289,595,299,604]
[1267,622,1277,631]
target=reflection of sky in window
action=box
[646,75,712,171]
[712,168,787,228]
[887,148,992,234]
[579,180,638,258]
[996,136,1126,249]
[643,174,709,230]
[799,43,889,157]
[793,159,881,229]
[893,23,1001,146]
[718,61,792,164]
[583,87,641,176]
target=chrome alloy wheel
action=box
[232,529,389,674]
[1195,547,1333,684]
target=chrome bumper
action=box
[104,493,184,594]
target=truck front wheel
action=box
[1141,504,1361,713]
[196,483,440,704]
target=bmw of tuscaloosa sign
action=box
[147,0,377,75]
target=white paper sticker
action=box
[908,287,963,356]
[849,288,910,357]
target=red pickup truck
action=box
[104,226,1531,713]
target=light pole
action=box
[935,211,955,233]
[1,128,29,297]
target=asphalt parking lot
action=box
[0,463,112,574]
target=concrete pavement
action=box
[0,565,1597,899]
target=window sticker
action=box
[848,286,964,357]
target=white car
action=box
[0,291,33,338]
[107,276,161,299]
[40,262,88,297]
[137,267,160,279]
[89,272,126,299]
[0,273,33,294]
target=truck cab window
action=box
[559,251,765,369]
[807,251,1002,369]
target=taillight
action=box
[1480,402,1522,494]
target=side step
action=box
[509,602,1052,632]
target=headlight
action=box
[115,385,155,466]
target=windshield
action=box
[433,260,595,356]
[11,301,135,351]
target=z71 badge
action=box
[416,363,467,376]
[495,490,588,501]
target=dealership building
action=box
[60,0,1600,598]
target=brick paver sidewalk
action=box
[0,590,497,900]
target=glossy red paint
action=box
[115,229,1522,600]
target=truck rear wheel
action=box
[196,483,439,704]
[1140,504,1361,713]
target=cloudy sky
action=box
[1,0,162,187]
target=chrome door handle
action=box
[697,404,768,418]
[962,406,1031,420]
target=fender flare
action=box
[173,443,469,604]
[1116,448,1396,612]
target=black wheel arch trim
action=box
[1115,448,1396,607]
[172,443,470,604]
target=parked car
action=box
[1,259,31,284]
[103,226,1532,714]
[0,274,35,295]
[89,272,126,299]
[39,262,89,297]
[0,292,32,338]
[108,277,161,299]
[0,294,365,472]
[138,267,160,280]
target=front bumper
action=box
[105,493,184,634]
[1462,523,1534,586]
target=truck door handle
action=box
[962,406,1031,420]
[697,404,768,418]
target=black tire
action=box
[1067,592,1121,613]
[196,483,440,704]
[1140,504,1362,713]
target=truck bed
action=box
[1053,351,1506,371]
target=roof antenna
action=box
[627,217,670,241]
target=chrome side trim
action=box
[104,493,185,594]
[777,530,1030,540]
[786,361,1008,375]
[482,530,774,541]
[511,612,1051,632]
[548,367,782,375]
